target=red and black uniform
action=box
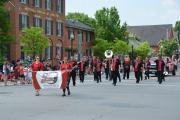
[155,59,165,84]
[78,61,87,83]
[123,59,130,79]
[31,62,44,90]
[60,63,72,95]
[96,61,102,83]
[133,60,143,83]
[111,57,121,86]
[92,58,97,81]
[145,60,151,79]
[103,60,110,80]
[69,60,77,86]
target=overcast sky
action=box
[66,0,180,26]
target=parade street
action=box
[0,75,180,120]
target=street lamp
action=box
[70,31,74,57]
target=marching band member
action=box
[78,57,87,83]
[133,56,143,84]
[103,59,110,80]
[111,55,121,86]
[123,55,130,79]
[96,58,102,83]
[144,57,150,80]
[69,57,78,86]
[31,56,44,96]
[92,56,97,81]
[60,57,72,96]
[154,56,165,84]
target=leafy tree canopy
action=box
[160,39,179,57]
[21,27,49,58]
[135,42,150,59]
[66,12,96,28]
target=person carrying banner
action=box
[60,57,72,96]
[31,56,44,96]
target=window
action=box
[34,0,40,7]
[56,21,63,37]
[45,0,52,11]
[45,19,52,35]
[33,16,42,27]
[20,0,27,4]
[56,0,63,13]
[19,13,29,30]
[45,46,52,60]
[86,32,91,42]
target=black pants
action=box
[135,71,141,83]
[105,69,110,80]
[79,71,85,83]
[70,71,76,86]
[145,70,150,79]
[117,71,121,82]
[123,69,130,79]
[97,71,101,83]
[157,71,163,84]
[140,71,143,81]
[112,71,118,86]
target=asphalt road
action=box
[0,74,180,120]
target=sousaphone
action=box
[104,50,113,58]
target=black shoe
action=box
[68,91,71,95]
[62,93,66,97]
[35,92,40,96]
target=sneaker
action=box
[35,92,40,96]
[62,93,66,97]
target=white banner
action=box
[36,71,62,89]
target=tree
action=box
[0,1,14,63]
[21,27,49,58]
[175,21,180,41]
[92,38,111,58]
[135,42,150,59]
[95,7,128,42]
[112,39,130,54]
[66,12,96,28]
[160,39,179,57]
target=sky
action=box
[66,0,180,26]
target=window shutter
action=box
[61,22,63,36]
[27,15,29,28]
[51,0,53,11]
[45,0,47,9]
[45,20,47,34]
[40,0,42,8]
[19,14,22,30]
[27,0,29,5]
[61,47,63,59]
[33,0,35,6]
[40,18,42,27]
[50,46,53,59]
[51,21,53,35]
[56,0,58,12]
[33,17,35,26]
[61,0,64,13]
[56,22,58,36]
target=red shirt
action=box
[31,62,44,71]
[158,60,162,71]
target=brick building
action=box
[5,0,94,62]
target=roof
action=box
[128,24,173,46]
[65,19,94,32]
